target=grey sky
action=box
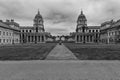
[0,0,120,35]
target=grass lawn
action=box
[0,43,56,60]
[64,43,120,60]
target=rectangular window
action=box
[6,32,8,36]
[3,39,5,43]
[3,32,5,35]
[0,31,1,35]
[0,39,1,43]
[30,30,32,32]
[10,39,11,42]
[7,39,8,42]
[9,33,11,36]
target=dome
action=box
[34,10,43,20]
[77,10,87,21]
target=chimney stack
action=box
[0,20,3,22]
[11,19,14,22]
[6,19,10,22]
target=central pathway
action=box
[46,44,77,60]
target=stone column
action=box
[85,36,87,43]
[43,35,45,42]
[75,35,77,43]
[86,36,88,42]
[37,36,39,42]
[79,36,81,42]
[27,36,29,43]
[44,35,46,42]
[31,36,33,42]
[88,36,90,42]
[20,34,23,43]
[40,36,42,42]
[32,36,34,42]
[81,36,82,43]
[35,35,37,43]
[26,35,28,43]
[38,36,40,42]
[30,36,32,42]
[34,35,36,43]
[76,35,78,43]
[92,36,94,42]
[107,38,110,44]
[36,36,38,43]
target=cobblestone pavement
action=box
[46,44,77,60]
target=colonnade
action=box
[76,35,94,43]
[21,34,45,43]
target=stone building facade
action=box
[0,20,20,45]
[100,19,120,44]
[71,11,100,43]
[20,11,50,43]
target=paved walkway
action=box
[46,44,77,60]
[0,61,120,80]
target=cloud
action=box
[0,0,120,35]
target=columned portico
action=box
[21,33,47,43]
[20,10,50,44]
[75,34,96,43]
[72,10,100,44]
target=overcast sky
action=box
[0,0,120,35]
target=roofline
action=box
[0,25,20,31]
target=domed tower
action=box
[33,10,45,32]
[76,10,87,32]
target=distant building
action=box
[100,19,120,44]
[0,20,20,44]
[71,10,100,43]
[20,10,50,43]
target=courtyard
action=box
[1,43,120,60]
[0,43,120,80]
[0,60,120,80]
[65,43,120,60]
[0,43,56,60]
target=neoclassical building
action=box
[71,11,100,43]
[20,11,50,43]
[100,19,120,44]
[0,19,20,45]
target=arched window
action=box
[29,30,32,32]
[36,27,38,32]
[26,30,28,32]
[89,30,91,33]
[96,30,98,32]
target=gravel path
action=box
[46,44,77,60]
